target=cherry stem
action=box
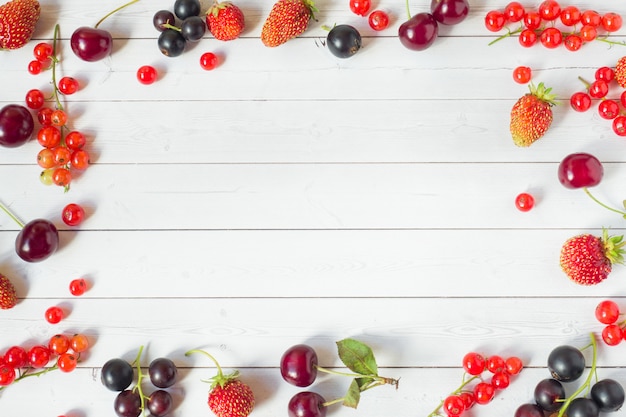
[427,374,480,417]
[583,187,626,217]
[95,0,141,29]
[314,364,399,387]
[0,201,25,228]
[404,0,411,20]
[557,333,597,417]
[131,345,147,415]
[185,349,224,379]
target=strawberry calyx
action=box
[207,0,233,17]
[301,0,318,21]
[602,228,626,265]
[185,349,239,389]
[528,82,557,106]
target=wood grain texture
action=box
[1,1,626,416]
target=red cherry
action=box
[557,152,603,189]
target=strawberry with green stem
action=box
[510,82,556,147]
[186,349,255,417]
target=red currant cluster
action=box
[348,0,390,31]
[570,65,626,137]
[431,352,523,417]
[485,1,624,51]
[27,26,91,190]
[595,300,626,346]
[0,333,90,388]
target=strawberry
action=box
[206,1,245,41]
[615,56,626,88]
[560,229,625,285]
[261,0,317,47]
[0,273,17,309]
[186,349,255,417]
[509,82,556,147]
[0,0,40,50]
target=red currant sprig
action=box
[429,352,523,417]
[595,300,626,346]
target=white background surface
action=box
[1,0,626,416]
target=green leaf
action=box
[342,378,361,408]
[355,376,375,389]
[336,338,378,376]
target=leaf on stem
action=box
[343,378,361,408]
[336,338,378,376]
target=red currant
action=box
[602,324,623,346]
[45,306,64,324]
[485,10,506,32]
[58,76,79,95]
[581,10,601,27]
[595,67,615,82]
[349,0,370,16]
[602,12,622,32]
[28,345,51,368]
[52,167,72,187]
[25,89,45,109]
[28,60,43,75]
[462,352,486,376]
[515,192,534,212]
[57,352,78,372]
[37,148,56,169]
[518,29,537,47]
[559,6,581,26]
[70,149,91,170]
[538,0,560,21]
[563,34,583,52]
[50,109,68,126]
[598,99,620,120]
[69,278,88,296]
[62,203,86,226]
[48,334,70,355]
[504,2,525,23]
[65,130,86,150]
[458,392,475,410]
[368,10,390,31]
[37,107,54,126]
[70,333,90,353]
[490,371,510,389]
[473,382,495,404]
[589,79,609,98]
[570,92,591,112]
[4,346,28,368]
[37,126,62,148]
[200,52,219,70]
[580,24,597,42]
[0,365,16,386]
[137,65,158,85]
[523,11,542,30]
[505,356,523,375]
[613,115,626,136]
[595,300,620,324]
[486,355,506,373]
[33,42,53,61]
[53,146,72,166]
[540,27,562,48]
[443,395,465,417]
[512,66,531,84]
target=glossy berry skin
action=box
[158,29,186,57]
[557,152,603,189]
[595,300,620,324]
[153,10,176,32]
[515,193,534,212]
[349,0,370,17]
[200,52,219,70]
[591,379,625,412]
[62,203,86,226]
[174,0,201,20]
[534,378,565,411]
[598,99,619,120]
[137,65,158,85]
[101,358,134,391]
[0,365,16,386]
[147,389,173,417]
[540,27,562,48]
[49,334,70,355]
[613,116,626,137]
[148,357,178,388]
[16,219,59,262]
[513,66,531,84]
[473,382,495,404]
[430,0,469,25]
[505,356,523,375]
[27,345,51,368]
[4,346,28,368]
[288,391,327,417]
[281,344,318,387]
[570,92,591,112]
[327,25,362,59]
[114,389,142,417]
[25,89,45,109]
[484,10,506,32]
[462,352,485,375]
[368,10,389,31]
[398,13,439,51]
[57,352,78,372]
[181,15,206,42]
[58,77,79,95]
[442,395,465,416]
[514,403,544,417]
[547,345,585,382]
[602,324,623,346]
[566,397,599,417]
[45,306,64,324]
[69,278,88,296]
[70,27,113,62]
[0,104,34,148]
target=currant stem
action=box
[95,0,141,29]
[583,187,626,217]
[0,201,25,228]
[556,333,597,417]
[0,365,58,391]
[131,345,147,415]
[488,26,522,46]
[50,24,64,112]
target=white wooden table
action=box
[1,0,626,416]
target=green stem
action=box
[595,36,626,47]
[0,365,58,391]
[557,334,597,417]
[95,0,141,28]
[50,24,63,111]
[131,346,147,415]
[404,0,411,20]
[0,201,25,228]
[583,187,626,217]
[185,349,224,378]
[488,26,523,46]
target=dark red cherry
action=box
[70,27,113,62]
[0,104,34,148]
[398,12,439,51]
[280,344,318,387]
[431,0,470,25]
[16,219,59,262]
[288,391,326,417]
[557,152,604,189]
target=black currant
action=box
[547,345,585,382]
[148,357,178,388]
[153,10,176,32]
[566,397,599,417]
[158,29,186,57]
[181,16,206,42]
[327,24,362,59]
[534,378,566,412]
[590,378,625,412]
[101,358,134,391]
[173,0,200,20]
[514,403,544,417]
[114,389,142,417]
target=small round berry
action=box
[602,12,622,32]
[486,355,506,373]
[368,10,390,31]
[4,346,28,368]
[560,5,581,26]
[69,278,88,296]
[40,169,54,186]
[540,27,563,48]
[62,203,86,226]
[25,89,45,109]
[538,0,561,21]
[48,334,71,355]
[70,333,90,353]
[512,66,531,84]
[28,345,51,368]
[0,365,16,386]
[581,10,602,27]
[563,34,583,52]
[137,65,158,85]
[523,11,542,30]
[602,324,623,346]
[491,371,510,389]
[28,60,43,75]
[504,2,525,23]
[45,306,64,324]
[595,300,620,324]
[485,10,506,32]
[519,29,538,47]
[50,109,68,126]
[580,24,597,42]
[53,146,72,166]
[595,67,615,82]
[598,99,620,120]
[570,92,591,112]
[58,77,79,95]
[200,52,219,70]
[462,352,486,375]
[37,107,54,126]
[515,192,535,212]
[33,42,53,61]
[65,131,86,150]
[70,149,91,170]
[473,382,495,404]
[613,115,626,137]
[589,79,609,98]
[37,148,56,169]
[443,395,465,417]
[57,352,78,372]
[349,0,371,17]
[52,167,72,187]
[37,126,62,148]
[505,356,523,375]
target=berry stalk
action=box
[556,333,597,417]
[0,201,25,228]
[583,188,626,218]
[130,345,148,415]
[427,375,480,417]
[95,0,141,29]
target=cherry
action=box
[557,152,603,189]
[0,104,34,148]
[398,12,439,51]
[288,391,327,417]
[280,344,318,387]
[430,0,469,26]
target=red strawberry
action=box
[510,82,556,147]
[186,349,255,417]
[615,56,626,88]
[0,0,40,50]
[0,273,17,309]
[206,1,245,41]
[261,0,317,47]
[560,230,625,285]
